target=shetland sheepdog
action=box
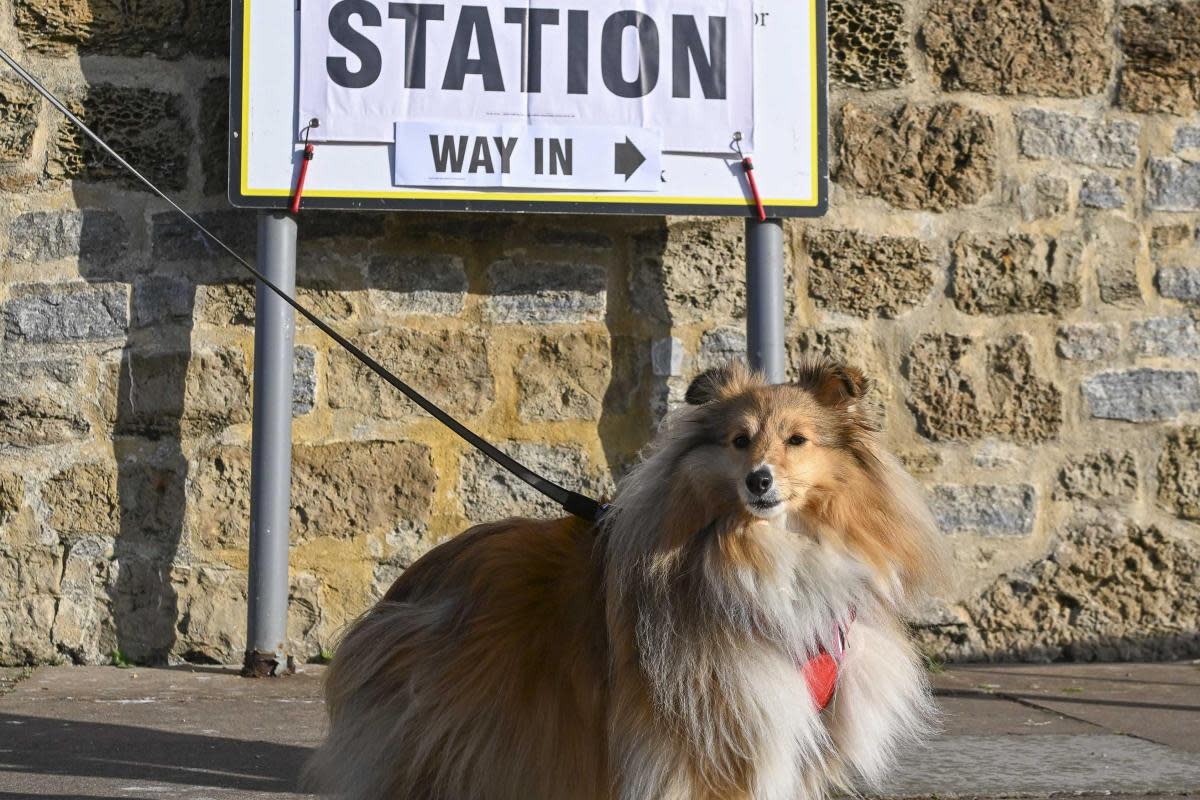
[306,358,943,800]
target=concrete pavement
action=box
[0,662,1197,798]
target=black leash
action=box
[0,48,605,524]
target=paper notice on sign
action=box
[395,122,661,191]
[300,0,752,153]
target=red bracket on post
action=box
[289,119,319,214]
[289,142,314,214]
[733,132,766,221]
[741,155,766,222]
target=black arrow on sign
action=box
[614,137,645,181]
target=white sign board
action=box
[230,0,827,215]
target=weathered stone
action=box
[51,535,116,665]
[295,289,357,329]
[906,334,1061,443]
[1150,224,1196,254]
[190,440,434,550]
[972,440,1022,469]
[0,393,89,447]
[950,233,1080,315]
[837,103,996,211]
[516,331,610,421]
[200,78,228,196]
[297,213,387,243]
[368,255,468,317]
[14,0,227,58]
[1147,158,1200,212]
[1014,111,1139,169]
[458,442,613,524]
[922,0,1111,97]
[195,284,255,327]
[986,336,1063,443]
[1132,317,1200,358]
[0,361,89,447]
[1012,175,1070,221]
[108,443,187,552]
[8,210,130,268]
[0,594,59,665]
[1118,1,1200,115]
[3,283,128,343]
[132,276,192,327]
[1176,126,1200,155]
[792,328,870,373]
[327,328,492,419]
[924,518,1200,662]
[44,87,189,191]
[151,211,256,274]
[806,229,934,317]
[698,327,746,372]
[1157,267,1200,303]
[42,462,119,536]
[1158,427,1200,520]
[1056,323,1120,362]
[1082,369,1200,423]
[828,0,909,88]
[1097,263,1142,307]
[898,450,941,476]
[286,572,327,658]
[292,441,435,542]
[485,259,606,324]
[186,447,251,551]
[108,545,178,663]
[0,473,24,518]
[905,334,985,442]
[651,337,685,377]
[1079,174,1125,209]
[1055,451,1138,503]
[1091,218,1143,307]
[113,347,251,436]
[516,224,615,251]
[195,283,353,328]
[174,566,246,664]
[293,346,316,416]
[0,80,39,162]
[929,484,1036,536]
[631,218,745,324]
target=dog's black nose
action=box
[745,468,773,496]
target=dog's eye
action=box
[787,434,807,446]
[732,434,751,449]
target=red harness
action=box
[800,614,853,711]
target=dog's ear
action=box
[793,357,869,408]
[685,362,756,405]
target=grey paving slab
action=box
[0,665,324,799]
[932,685,1099,737]
[3,663,1199,799]
[940,662,1200,753]
[882,734,1200,797]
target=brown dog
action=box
[306,359,942,799]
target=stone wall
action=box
[0,0,1197,666]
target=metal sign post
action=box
[746,218,786,383]
[243,211,298,677]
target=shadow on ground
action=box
[0,712,311,794]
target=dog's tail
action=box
[302,600,449,799]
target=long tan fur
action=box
[306,358,943,800]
